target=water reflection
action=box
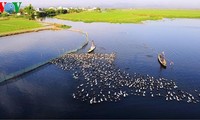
[0,30,85,75]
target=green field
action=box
[0,18,43,35]
[55,9,200,23]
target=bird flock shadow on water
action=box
[51,53,200,105]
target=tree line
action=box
[0,4,102,19]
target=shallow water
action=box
[0,18,200,118]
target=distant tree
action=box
[24,4,35,15]
[55,9,62,15]
[0,12,9,17]
[68,8,75,13]
[68,8,83,13]
[19,8,24,14]
[45,9,56,16]
[23,4,35,19]
[57,9,68,14]
[62,9,68,14]
[77,9,84,13]
[95,7,101,12]
[35,11,47,17]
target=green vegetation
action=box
[35,8,68,17]
[0,17,71,36]
[0,18,43,35]
[55,9,200,23]
[0,12,10,17]
[60,24,72,29]
[0,3,73,36]
[53,23,72,29]
[44,9,56,16]
[23,4,35,19]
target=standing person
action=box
[162,51,165,56]
[161,51,165,62]
[91,40,95,48]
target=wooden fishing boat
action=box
[158,53,167,68]
[87,41,96,53]
[87,46,96,53]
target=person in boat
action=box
[88,40,96,53]
[91,40,95,48]
[160,51,165,62]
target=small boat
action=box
[158,53,167,68]
[88,46,96,53]
[87,41,96,53]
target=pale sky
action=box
[3,0,200,9]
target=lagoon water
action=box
[0,18,200,118]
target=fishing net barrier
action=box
[0,29,89,83]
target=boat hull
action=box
[87,46,96,53]
[158,54,167,68]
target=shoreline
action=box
[55,9,200,24]
[0,22,71,37]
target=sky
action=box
[3,0,200,9]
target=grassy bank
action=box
[0,18,43,35]
[55,9,200,23]
[0,17,71,37]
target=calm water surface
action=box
[0,18,200,118]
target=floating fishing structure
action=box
[51,53,200,105]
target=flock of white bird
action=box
[51,53,200,104]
